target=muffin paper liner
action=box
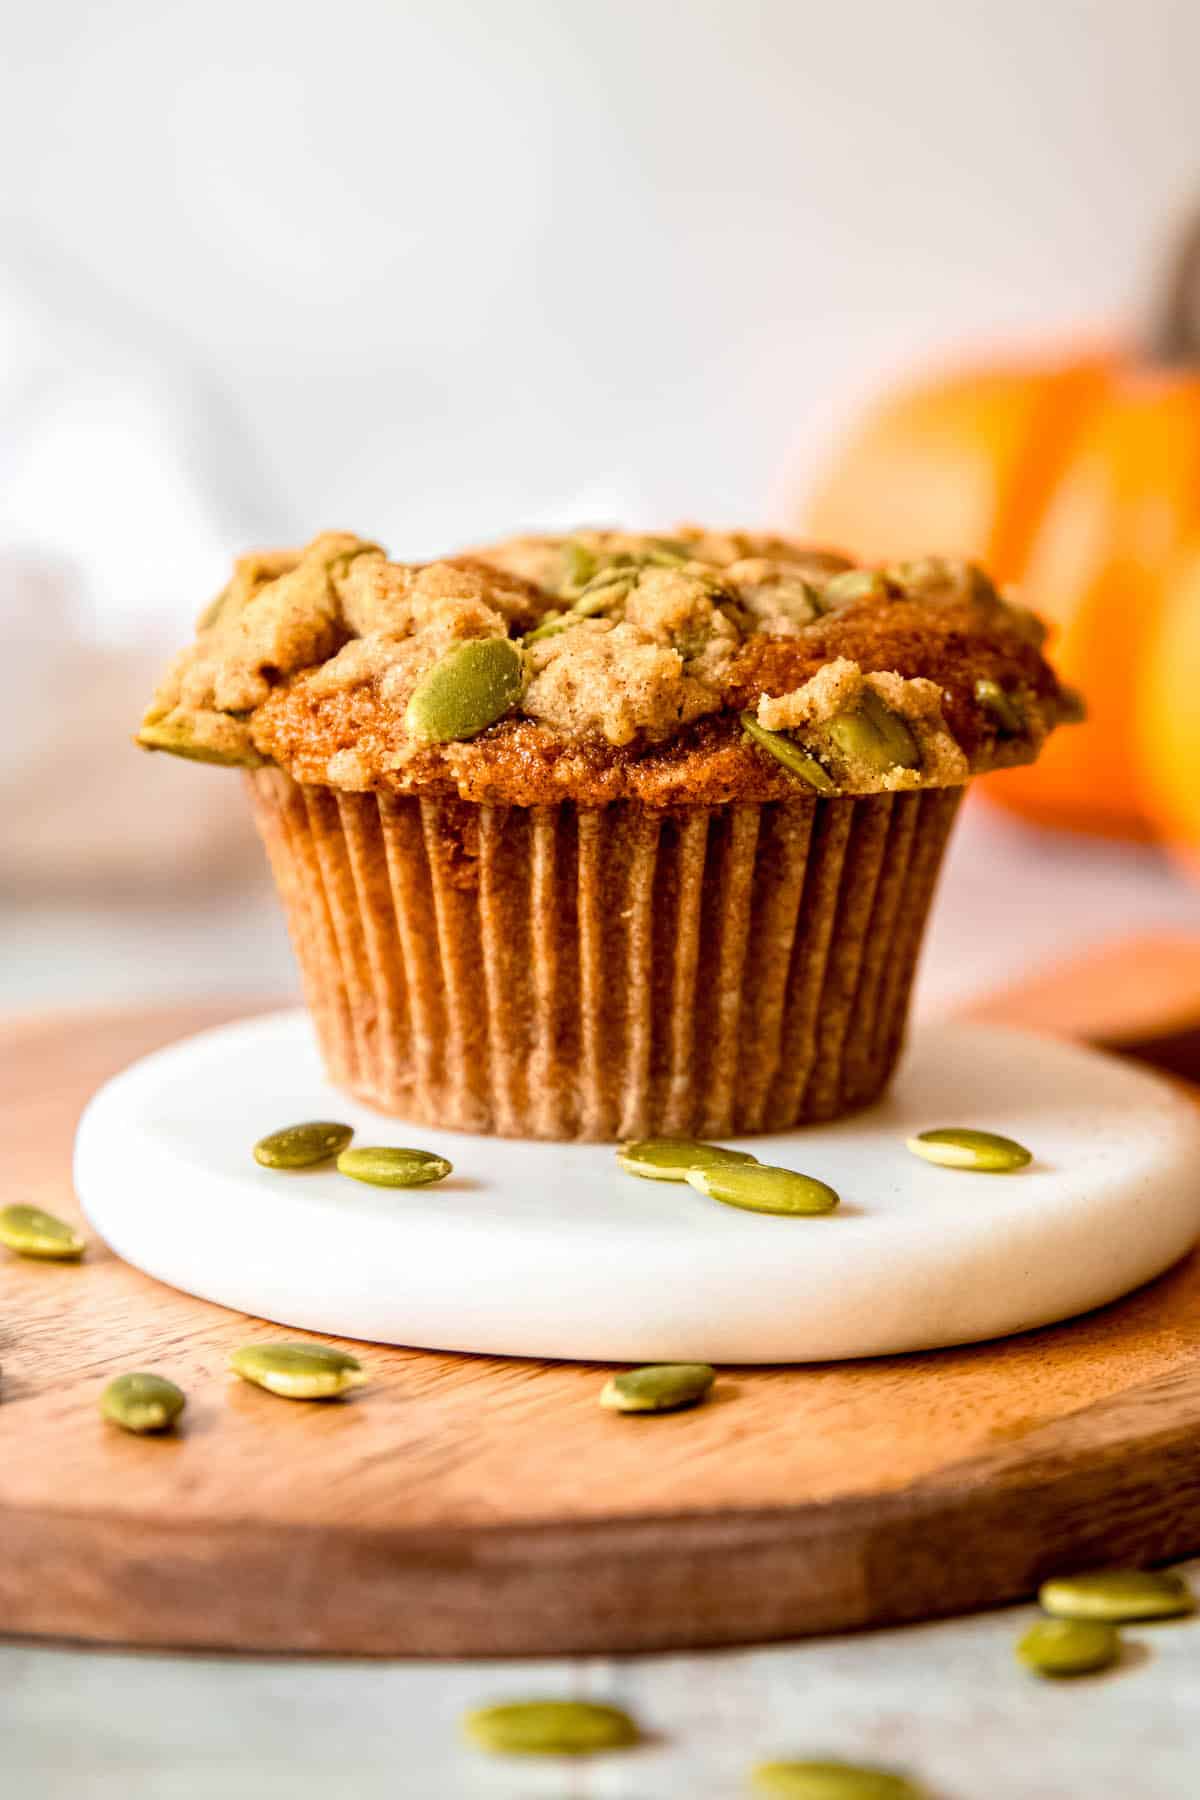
[247,769,962,1141]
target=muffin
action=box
[137,527,1077,1140]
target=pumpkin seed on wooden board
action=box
[906,1128,1032,1173]
[0,1203,85,1261]
[100,1372,186,1435]
[600,1363,715,1414]
[229,1342,365,1400]
[337,1147,452,1188]
[617,1138,758,1182]
[254,1121,354,1170]
[405,637,524,742]
[462,1699,639,1756]
[685,1164,840,1217]
[1039,1568,1194,1623]
[1016,1617,1120,1678]
[750,1760,928,1798]
[741,713,837,793]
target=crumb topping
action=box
[137,530,1078,805]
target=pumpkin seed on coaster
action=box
[253,1121,354,1170]
[0,1203,86,1261]
[229,1342,366,1400]
[462,1699,639,1757]
[600,1363,715,1414]
[906,1128,1032,1173]
[1039,1567,1194,1623]
[100,1372,186,1435]
[1016,1616,1121,1678]
[750,1759,927,1798]
[337,1146,452,1188]
[685,1163,840,1217]
[617,1137,758,1182]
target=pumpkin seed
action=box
[1016,1616,1120,1678]
[906,1128,1032,1173]
[100,1372,186,1435]
[685,1164,840,1217]
[975,676,1024,736]
[136,719,266,768]
[741,714,838,794]
[405,637,524,742]
[462,1699,639,1756]
[0,1203,85,1261]
[820,569,889,609]
[827,690,921,774]
[229,1341,366,1400]
[750,1761,927,1798]
[524,585,614,644]
[254,1121,354,1170]
[600,1363,715,1413]
[617,1138,759,1183]
[337,1146,452,1188]
[1039,1568,1194,1623]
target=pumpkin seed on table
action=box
[741,713,837,794]
[254,1121,354,1170]
[229,1341,365,1400]
[337,1146,452,1188]
[0,1204,85,1261]
[686,1164,840,1217]
[1016,1616,1120,1678]
[100,1372,186,1435]
[750,1760,927,1798]
[1039,1567,1194,1622]
[600,1363,715,1414]
[906,1128,1032,1173]
[463,1699,639,1757]
[617,1137,758,1182]
[405,636,524,742]
[827,690,921,775]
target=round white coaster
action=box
[74,1012,1200,1364]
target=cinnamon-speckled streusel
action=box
[137,527,1077,806]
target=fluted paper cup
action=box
[246,768,960,1141]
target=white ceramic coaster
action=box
[74,1012,1200,1364]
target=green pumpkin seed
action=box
[975,676,1024,736]
[561,541,598,590]
[750,1760,927,1798]
[136,719,266,768]
[463,1699,639,1756]
[229,1341,366,1400]
[524,585,614,644]
[820,569,889,609]
[617,1138,759,1183]
[827,690,921,774]
[1039,1568,1194,1623]
[0,1204,85,1261]
[405,637,524,742]
[254,1121,354,1170]
[337,1146,452,1188]
[600,1363,715,1414]
[1016,1616,1120,1678]
[100,1372,186,1435]
[685,1164,840,1217]
[741,714,838,794]
[906,1128,1032,1173]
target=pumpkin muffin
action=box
[137,527,1078,1139]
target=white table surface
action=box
[5,803,1200,1797]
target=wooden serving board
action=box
[6,945,1200,1660]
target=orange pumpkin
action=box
[802,219,1200,841]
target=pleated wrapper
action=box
[247,768,961,1141]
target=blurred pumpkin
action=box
[802,216,1200,841]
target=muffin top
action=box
[137,527,1080,807]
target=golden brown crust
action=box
[138,529,1077,807]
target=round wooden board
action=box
[5,999,1200,1660]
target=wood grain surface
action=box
[4,957,1200,1658]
